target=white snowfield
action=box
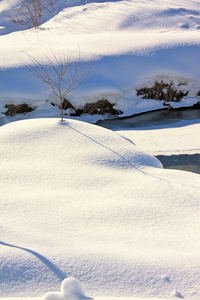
[0,298,169,300]
[0,298,171,300]
[116,120,200,155]
[0,0,200,121]
[0,0,200,299]
[1,0,200,65]
[0,118,200,299]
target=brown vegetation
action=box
[137,81,189,102]
[82,99,122,115]
[4,103,34,116]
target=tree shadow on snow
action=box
[0,241,66,280]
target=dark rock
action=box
[136,81,188,102]
[4,103,34,116]
[82,99,122,115]
[61,99,76,111]
[193,101,200,108]
[76,108,84,115]
[61,99,82,116]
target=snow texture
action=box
[115,120,200,155]
[0,0,200,298]
[0,118,200,299]
[0,0,200,124]
[43,278,92,300]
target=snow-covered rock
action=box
[43,278,92,300]
[61,278,92,300]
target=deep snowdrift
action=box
[1,118,200,299]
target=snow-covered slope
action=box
[1,118,200,299]
[0,0,200,123]
[1,0,200,64]
[1,0,200,298]
[0,298,170,300]
[115,119,200,155]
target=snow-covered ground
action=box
[0,298,171,300]
[0,298,170,300]
[115,119,200,156]
[0,0,200,123]
[1,0,200,299]
[1,118,200,299]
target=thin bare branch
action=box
[25,50,92,122]
[5,0,55,29]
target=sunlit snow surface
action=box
[43,277,92,300]
[0,0,200,121]
[0,118,200,299]
[0,298,170,300]
[0,0,200,298]
[0,0,200,64]
[115,120,200,155]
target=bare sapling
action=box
[26,50,92,122]
[5,0,54,29]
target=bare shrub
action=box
[26,50,92,122]
[5,0,54,29]
[137,81,189,102]
[4,103,34,116]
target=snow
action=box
[0,0,200,124]
[0,298,170,300]
[43,278,92,300]
[1,118,200,299]
[1,0,200,65]
[1,0,200,298]
[115,119,200,155]
[170,289,184,299]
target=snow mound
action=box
[43,278,92,300]
[61,278,91,300]
[1,118,200,299]
[171,289,184,299]
[0,117,161,170]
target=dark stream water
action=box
[97,107,200,174]
[97,107,200,129]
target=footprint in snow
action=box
[161,275,171,283]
